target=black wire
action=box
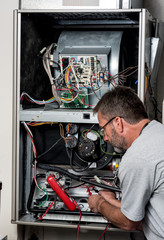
[37,163,121,192]
[80,177,121,192]
[37,163,80,181]
[147,75,162,118]
[35,137,63,160]
[74,151,93,164]
[65,183,84,190]
[67,139,115,171]
[152,96,162,114]
[94,155,114,170]
[66,147,91,171]
[130,232,136,240]
[69,149,93,173]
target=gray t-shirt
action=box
[119,120,164,240]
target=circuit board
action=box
[60,90,88,108]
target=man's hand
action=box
[88,194,106,213]
[88,192,141,231]
[99,190,121,208]
[99,190,115,201]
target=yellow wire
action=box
[29,122,58,126]
[60,97,73,101]
[65,66,71,89]
[59,123,67,143]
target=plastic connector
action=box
[94,175,102,184]
[39,47,46,55]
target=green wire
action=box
[97,131,121,156]
[81,129,98,138]
[35,184,49,208]
[81,129,121,156]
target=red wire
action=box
[98,223,110,240]
[106,72,117,86]
[26,128,39,189]
[27,122,38,126]
[24,95,34,103]
[68,68,73,90]
[26,128,107,238]
[80,97,95,107]
[21,94,34,103]
[53,176,82,240]
[86,186,92,196]
[73,201,82,240]
[56,87,76,94]
[38,200,55,220]
[27,131,37,157]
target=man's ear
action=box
[114,117,124,133]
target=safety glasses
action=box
[99,116,123,136]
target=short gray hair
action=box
[94,86,148,124]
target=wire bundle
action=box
[21,43,139,108]
[42,43,61,104]
[105,66,138,86]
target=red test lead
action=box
[47,175,76,211]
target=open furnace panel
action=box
[12,9,155,228]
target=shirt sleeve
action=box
[119,155,155,222]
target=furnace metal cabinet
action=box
[12,8,158,230]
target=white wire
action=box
[42,44,61,104]
[53,64,71,82]
[22,121,33,138]
[70,64,80,90]
[61,93,79,103]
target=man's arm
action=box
[98,190,121,208]
[88,194,141,231]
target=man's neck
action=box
[125,119,150,149]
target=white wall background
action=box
[0,0,164,239]
[0,0,18,239]
[144,0,164,21]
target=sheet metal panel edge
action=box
[17,8,142,13]
[12,9,18,222]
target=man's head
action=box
[94,86,148,123]
[94,86,148,151]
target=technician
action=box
[88,86,164,240]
